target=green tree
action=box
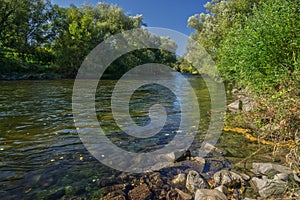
[2,0,54,61]
[53,3,143,77]
[187,0,259,61]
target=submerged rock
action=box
[166,149,192,163]
[186,170,209,194]
[194,189,227,200]
[203,143,225,156]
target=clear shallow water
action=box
[0,77,277,199]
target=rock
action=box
[128,184,152,200]
[214,185,228,195]
[203,143,224,155]
[231,88,240,94]
[274,173,290,181]
[202,157,231,178]
[101,184,128,194]
[166,150,191,163]
[293,171,300,183]
[251,163,293,177]
[239,96,253,112]
[228,100,242,112]
[174,188,192,200]
[213,169,245,188]
[251,177,287,198]
[191,156,206,165]
[166,189,180,200]
[172,173,186,185]
[194,189,227,200]
[186,170,209,194]
[101,190,126,200]
[295,190,300,197]
[239,173,251,181]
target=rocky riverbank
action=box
[96,145,300,200]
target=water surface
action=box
[0,77,278,199]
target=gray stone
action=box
[213,169,245,188]
[194,189,227,200]
[214,185,228,195]
[191,156,206,165]
[228,100,242,112]
[274,173,290,181]
[165,149,191,163]
[239,173,251,181]
[239,96,254,111]
[172,173,186,185]
[294,172,300,183]
[203,143,224,155]
[174,188,193,200]
[251,177,287,198]
[186,170,209,194]
[251,163,293,177]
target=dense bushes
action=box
[218,0,300,93]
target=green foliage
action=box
[52,3,144,77]
[188,0,259,61]
[188,0,300,174]
[0,1,177,78]
[218,0,300,93]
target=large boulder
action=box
[194,189,227,200]
[186,170,209,194]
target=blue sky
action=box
[51,0,208,35]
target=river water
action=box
[0,76,278,199]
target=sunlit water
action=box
[0,76,278,199]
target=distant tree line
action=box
[0,0,177,79]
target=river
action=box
[0,76,278,199]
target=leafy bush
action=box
[218,0,300,93]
